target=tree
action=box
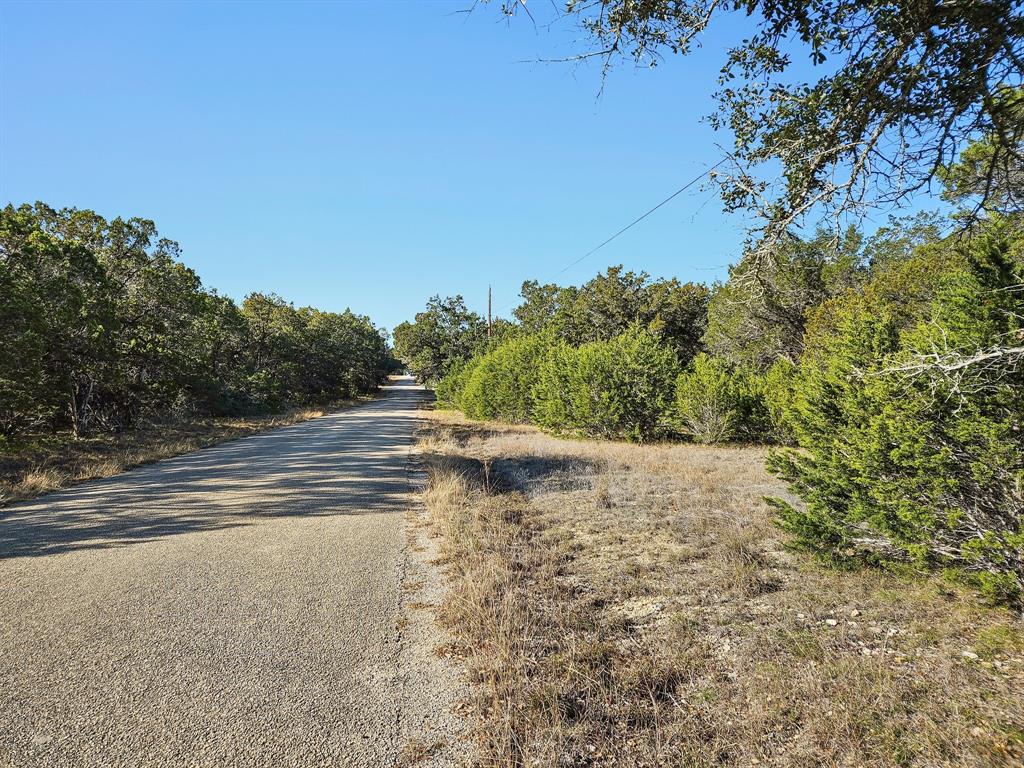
[512,266,709,362]
[940,89,1024,220]
[1,202,391,438]
[392,295,488,382]
[862,211,947,273]
[495,1,1024,248]
[0,206,116,436]
[513,280,563,333]
[240,293,305,409]
[31,204,214,429]
[704,228,864,368]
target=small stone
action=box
[962,650,979,660]
[850,609,861,617]
[825,619,839,627]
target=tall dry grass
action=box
[419,410,1024,768]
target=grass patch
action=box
[419,409,1024,767]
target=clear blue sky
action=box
[3,1,775,331]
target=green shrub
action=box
[673,354,747,443]
[534,326,678,442]
[459,334,551,423]
[531,340,582,433]
[672,354,790,444]
[767,224,1024,604]
[757,358,798,444]
[434,356,477,409]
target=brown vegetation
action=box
[0,401,366,506]
[418,409,1023,767]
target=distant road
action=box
[0,377,450,767]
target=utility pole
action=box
[487,285,493,339]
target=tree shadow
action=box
[0,384,428,560]
[416,450,599,497]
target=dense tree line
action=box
[0,203,394,441]
[394,268,708,388]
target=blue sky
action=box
[3,2,808,331]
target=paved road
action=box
[0,379,450,767]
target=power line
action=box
[492,158,728,317]
[551,158,728,279]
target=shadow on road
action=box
[0,385,426,560]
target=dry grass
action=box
[418,409,1024,768]
[0,403,361,506]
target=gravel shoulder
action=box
[0,379,467,767]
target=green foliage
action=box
[705,229,864,369]
[0,206,115,435]
[0,203,391,438]
[459,333,551,423]
[939,89,1024,219]
[767,223,1024,604]
[529,340,580,435]
[514,267,708,363]
[862,212,947,273]
[534,326,679,442]
[759,358,798,445]
[672,354,767,444]
[434,357,476,409]
[392,295,487,384]
[440,327,678,443]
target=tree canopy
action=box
[496,1,1024,247]
[392,295,489,383]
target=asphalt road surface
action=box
[0,378,457,767]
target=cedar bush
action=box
[757,358,799,445]
[534,326,679,442]
[672,355,794,444]
[673,354,752,443]
[530,340,581,434]
[459,334,550,423]
[434,357,477,410]
[767,223,1024,604]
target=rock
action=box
[825,619,839,627]
[962,650,979,660]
